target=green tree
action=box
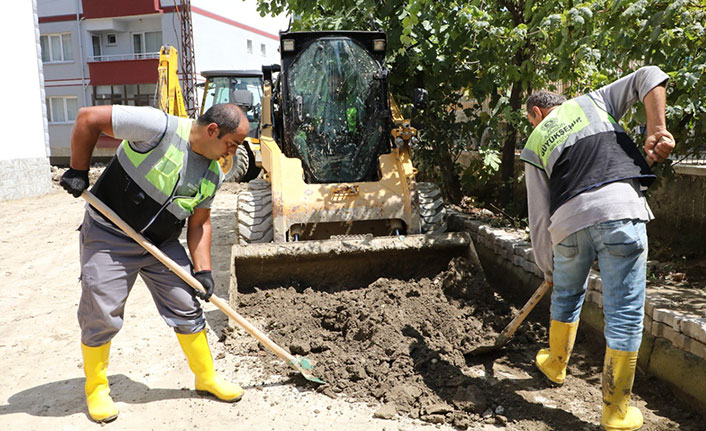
[589,0,706,165]
[255,0,705,205]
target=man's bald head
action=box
[196,103,248,138]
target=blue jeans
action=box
[551,219,648,352]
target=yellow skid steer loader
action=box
[229,30,480,297]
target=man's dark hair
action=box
[526,91,567,112]
[196,103,245,138]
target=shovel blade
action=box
[290,356,326,384]
[465,334,511,357]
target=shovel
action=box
[81,190,325,384]
[466,281,552,356]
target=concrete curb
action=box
[448,211,706,412]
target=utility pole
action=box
[175,0,198,116]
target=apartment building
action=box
[38,0,283,164]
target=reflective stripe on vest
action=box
[116,115,221,222]
[520,95,619,177]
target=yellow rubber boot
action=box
[176,330,244,402]
[81,342,119,423]
[601,347,643,431]
[535,320,579,385]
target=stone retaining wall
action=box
[448,212,706,412]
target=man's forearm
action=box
[643,84,667,137]
[642,84,675,162]
[187,222,212,271]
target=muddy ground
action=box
[227,254,703,431]
[0,174,702,430]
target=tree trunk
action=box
[437,140,463,205]
[500,81,523,204]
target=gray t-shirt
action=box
[87,105,222,227]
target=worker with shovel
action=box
[521,66,674,431]
[59,103,249,423]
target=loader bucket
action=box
[229,232,480,296]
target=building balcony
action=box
[88,55,158,85]
[88,52,160,62]
[82,0,163,20]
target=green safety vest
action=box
[91,114,222,244]
[520,95,655,214]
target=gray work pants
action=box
[78,212,205,347]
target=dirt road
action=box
[0,184,700,430]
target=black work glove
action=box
[60,168,89,198]
[193,270,214,301]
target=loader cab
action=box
[200,70,263,138]
[276,31,391,184]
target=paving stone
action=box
[680,317,706,345]
[644,314,653,333]
[645,298,676,318]
[512,255,524,268]
[513,242,530,254]
[478,225,491,237]
[519,260,532,274]
[587,272,602,292]
[501,249,513,261]
[652,308,681,330]
[676,334,706,360]
[653,321,680,346]
[586,291,603,308]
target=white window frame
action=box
[105,33,117,46]
[261,43,266,57]
[40,32,73,63]
[132,31,162,59]
[46,96,79,123]
[247,39,253,54]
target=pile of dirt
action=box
[226,257,548,429]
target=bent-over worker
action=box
[60,103,249,423]
[521,66,675,431]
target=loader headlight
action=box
[372,39,385,51]
[283,39,295,52]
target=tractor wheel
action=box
[235,179,273,244]
[221,143,250,182]
[417,182,447,234]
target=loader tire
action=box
[417,182,447,234]
[236,179,273,244]
[223,143,250,182]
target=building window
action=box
[40,33,73,63]
[105,33,117,45]
[91,35,102,61]
[247,39,253,54]
[261,43,266,57]
[93,84,157,107]
[47,97,78,123]
[133,31,163,58]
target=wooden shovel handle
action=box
[497,281,551,343]
[81,190,298,367]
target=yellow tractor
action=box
[230,30,478,295]
[199,70,264,183]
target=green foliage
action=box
[460,147,501,201]
[255,0,706,204]
[591,0,706,161]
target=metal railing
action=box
[674,148,706,166]
[88,52,160,62]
